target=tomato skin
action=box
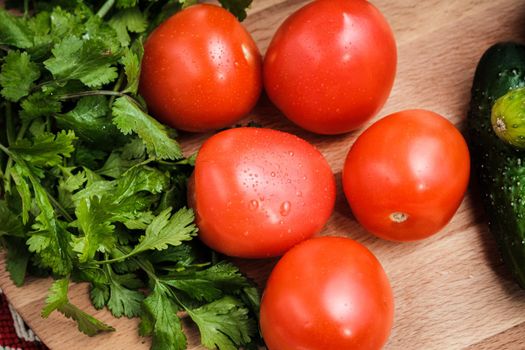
[139,4,262,132]
[189,127,335,258]
[263,0,397,135]
[260,236,394,350]
[343,109,471,241]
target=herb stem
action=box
[6,103,15,146]
[47,190,74,222]
[60,90,126,100]
[109,72,125,108]
[23,0,29,17]
[96,0,116,19]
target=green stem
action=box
[6,103,15,146]
[60,90,126,100]
[23,0,29,17]
[96,0,116,19]
[108,72,125,108]
[47,190,74,222]
[0,143,11,158]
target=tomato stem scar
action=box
[389,212,408,223]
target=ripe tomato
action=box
[189,127,335,258]
[139,4,262,132]
[260,236,394,350]
[342,109,470,241]
[263,0,397,135]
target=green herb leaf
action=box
[107,271,144,318]
[44,36,120,87]
[112,96,182,160]
[73,197,116,263]
[121,46,142,94]
[186,296,255,350]
[139,281,187,350]
[4,237,30,287]
[20,92,62,122]
[0,51,40,102]
[10,130,76,168]
[219,0,253,21]
[0,9,33,48]
[131,207,197,256]
[109,8,148,47]
[166,261,251,302]
[42,278,115,336]
[0,200,25,237]
[55,95,126,148]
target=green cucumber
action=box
[468,42,525,288]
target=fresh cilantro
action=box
[110,8,148,47]
[139,281,187,350]
[10,130,76,167]
[44,36,121,88]
[112,96,183,160]
[4,237,30,286]
[106,269,145,318]
[166,261,252,302]
[0,50,40,102]
[219,0,253,21]
[0,0,260,348]
[0,9,33,48]
[42,278,115,336]
[186,296,255,350]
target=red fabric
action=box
[0,292,47,349]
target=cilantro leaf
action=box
[166,261,251,302]
[0,9,33,48]
[24,172,73,275]
[116,0,138,8]
[42,278,115,336]
[0,200,25,237]
[186,296,255,350]
[112,96,182,160]
[20,92,62,122]
[9,165,32,224]
[113,165,170,202]
[130,207,197,256]
[44,36,120,87]
[10,130,76,167]
[121,46,142,94]
[0,51,40,102]
[139,281,187,350]
[4,237,30,287]
[55,95,126,149]
[107,271,144,318]
[109,8,148,47]
[73,197,116,263]
[219,0,253,21]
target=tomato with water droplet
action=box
[139,4,262,132]
[188,127,336,258]
[260,236,394,349]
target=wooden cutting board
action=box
[2,0,525,349]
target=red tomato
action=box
[189,127,335,258]
[342,109,470,241]
[263,0,397,135]
[139,4,262,132]
[260,236,394,350]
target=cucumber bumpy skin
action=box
[468,42,525,288]
[491,87,525,149]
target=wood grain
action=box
[2,0,525,349]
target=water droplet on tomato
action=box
[249,200,258,210]
[280,201,291,216]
